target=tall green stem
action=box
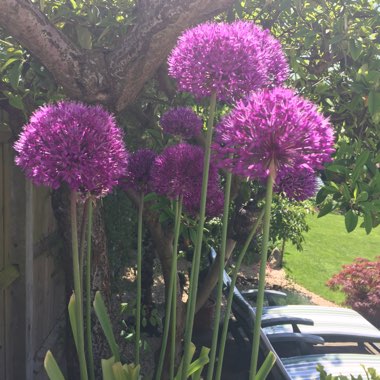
[215,208,265,380]
[170,196,183,380]
[206,170,232,380]
[181,91,217,380]
[79,200,89,285]
[135,193,144,366]
[70,191,88,380]
[250,171,275,380]
[155,196,182,380]
[85,200,95,380]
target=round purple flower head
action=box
[151,143,223,217]
[168,21,289,102]
[121,148,156,194]
[14,101,128,198]
[214,88,335,180]
[183,183,224,218]
[274,168,317,201]
[160,107,203,139]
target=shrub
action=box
[327,257,380,327]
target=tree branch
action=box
[108,0,235,111]
[0,0,234,110]
[0,0,84,98]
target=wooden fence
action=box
[0,118,66,380]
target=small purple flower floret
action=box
[275,168,317,201]
[121,148,156,194]
[14,101,128,198]
[160,107,203,139]
[214,88,335,180]
[168,21,289,102]
[151,143,223,217]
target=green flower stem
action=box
[215,208,265,380]
[135,192,144,367]
[206,170,232,380]
[181,91,217,380]
[250,170,275,380]
[85,199,95,380]
[155,196,182,380]
[79,200,89,285]
[70,191,88,380]
[170,195,183,380]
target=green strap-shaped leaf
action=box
[68,294,79,354]
[112,362,127,380]
[190,346,210,380]
[93,291,120,362]
[174,342,196,380]
[255,352,276,380]
[44,351,66,380]
[101,357,116,380]
[123,364,140,380]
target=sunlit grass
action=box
[283,213,380,304]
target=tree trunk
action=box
[51,188,111,377]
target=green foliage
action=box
[243,195,311,264]
[316,142,380,234]
[318,364,380,379]
[103,190,137,291]
[284,213,380,304]
[238,0,380,232]
[270,196,313,252]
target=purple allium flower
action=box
[160,107,203,139]
[168,21,289,102]
[213,88,335,180]
[274,168,317,201]
[183,183,224,218]
[151,143,223,217]
[14,101,128,198]
[120,148,156,194]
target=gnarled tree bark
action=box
[0,0,234,111]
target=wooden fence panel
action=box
[0,117,66,379]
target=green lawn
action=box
[283,213,380,304]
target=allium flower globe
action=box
[214,88,335,180]
[160,107,203,139]
[121,148,156,194]
[168,21,289,102]
[14,101,128,197]
[151,143,223,217]
[274,168,317,201]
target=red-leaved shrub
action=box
[327,256,380,327]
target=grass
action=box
[283,213,380,304]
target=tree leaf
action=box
[352,151,370,183]
[364,211,373,235]
[345,210,358,233]
[316,188,328,204]
[356,191,368,203]
[367,91,380,123]
[349,39,362,61]
[318,201,333,218]
[0,57,19,73]
[75,25,92,49]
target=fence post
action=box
[0,123,18,380]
